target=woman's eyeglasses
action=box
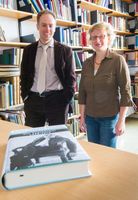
[91,35,106,41]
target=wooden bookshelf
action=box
[77,0,132,18]
[0,41,28,47]
[0,7,36,20]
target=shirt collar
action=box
[38,38,54,48]
[105,48,113,59]
[93,48,113,60]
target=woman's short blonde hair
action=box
[89,22,116,47]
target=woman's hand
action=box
[79,115,87,133]
[115,119,126,136]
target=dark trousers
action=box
[24,90,69,127]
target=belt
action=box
[29,90,63,97]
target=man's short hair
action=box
[37,9,56,24]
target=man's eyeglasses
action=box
[91,35,106,41]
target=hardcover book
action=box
[1,125,91,190]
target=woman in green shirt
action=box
[79,22,134,148]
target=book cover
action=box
[1,125,91,190]
[16,0,35,13]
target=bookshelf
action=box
[0,0,136,133]
[78,0,131,18]
[125,1,138,115]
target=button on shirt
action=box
[31,39,63,92]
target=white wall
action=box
[0,16,19,41]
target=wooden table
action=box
[0,120,138,200]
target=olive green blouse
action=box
[78,49,133,117]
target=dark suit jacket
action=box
[20,40,76,105]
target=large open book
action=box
[1,125,91,190]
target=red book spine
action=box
[81,31,87,47]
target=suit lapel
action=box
[54,41,65,87]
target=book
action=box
[54,27,64,43]
[70,0,77,21]
[1,125,91,190]
[36,0,45,10]
[31,0,41,13]
[0,82,9,109]
[16,0,35,13]
[73,51,82,69]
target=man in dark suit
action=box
[20,9,76,127]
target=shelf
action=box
[76,132,86,139]
[56,19,76,27]
[77,23,91,30]
[0,104,24,111]
[115,30,132,35]
[122,0,133,3]
[0,41,29,47]
[77,0,132,18]
[0,7,76,27]
[75,69,82,73]
[68,114,80,120]
[78,0,110,12]
[113,48,132,51]
[107,10,131,18]
[0,7,36,20]
[129,112,138,118]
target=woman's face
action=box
[90,28,110,52]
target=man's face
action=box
[37,14,56,44]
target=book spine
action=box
[30,0,41,13]
[36,0,45,10]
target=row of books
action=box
[113,35,127,50]
[0,0,15,9]
[54,26,90,47]
[50,0,77,21]
[0,109,25,125]
[77,6,91,25]
[126,51,138,66]
[131,83,138,98]
[0,65,20,77]
[133,97,138,112]
[75,74,81,93]
[127,17,138,33]
[16,0,130,23]
[17,0,78,22]
[129,66,138,76]
[0,76,22,109]
[17,0,46,14]
[54,25,131,49]
[74,51,93,69]
[84,0,128,14]
[128,1,138,16]
[91,10,128,32]
[0,48,23,66]
[126,34,138,49]
[67,117,80,138]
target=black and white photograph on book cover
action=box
[1,125,91,190]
